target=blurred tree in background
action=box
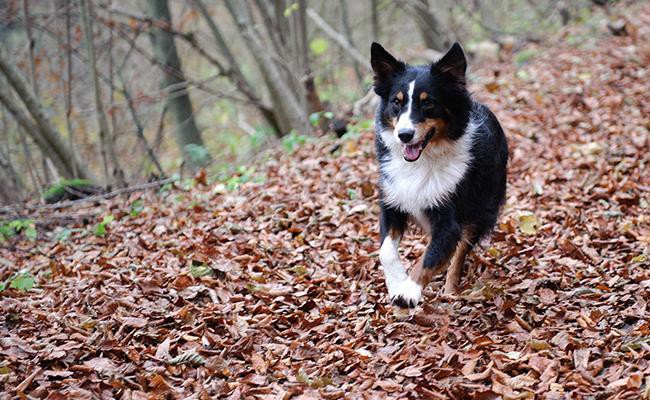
[0,0,630,204]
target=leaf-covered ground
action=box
[2,6,649,399]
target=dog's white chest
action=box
[380,128,475,215]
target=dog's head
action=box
[371,42,472,162]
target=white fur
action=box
[394,80,415,140]
[379,117,481,215]
[379,237,407,296]
[410,209,431,234]
[391,277,422,306]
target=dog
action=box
[371,42,508,308]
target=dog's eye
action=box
[392,98,401,106]
[421,98,433,106]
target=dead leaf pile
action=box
[1,4,648,399]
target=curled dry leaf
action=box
[169,351,205,366]
[155,337,171,361]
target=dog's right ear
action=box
[371,43,405,92]
[432,42,467,85]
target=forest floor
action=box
[1,5,649,400]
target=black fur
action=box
[372,42,508,303]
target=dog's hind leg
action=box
[392,209,461,308]
[406,247,451,297]
[443,228,475,295]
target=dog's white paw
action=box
[390,278,422,309]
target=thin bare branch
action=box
[306,8,372,72]
[120,76,165,177]
[0,177,176,214]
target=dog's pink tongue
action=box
[403,144,421,161]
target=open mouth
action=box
[401,130,434,162]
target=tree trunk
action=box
[339,0,363,86]
[252,0,288,60]
[371,0,380,39]
[147,0,208,169]
[23,0,53,186]
[401,0,449,52]
[19,121,42,194]
[192,0,281,134]
[0,110,24,201]
[0,136,24,203]
[0,57,95,182]
[64,0,76,178]
[224,0,310,135]
[80,0,126,187]
[297,0,323,118]
[0,89,88,182]
[21,0,38,99]
[107,12,124,185]
[297,0,308,79]
[0,170,21,204]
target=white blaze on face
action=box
[394,80,416,139]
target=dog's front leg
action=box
[391,210,461,308]
[379,206,408,298]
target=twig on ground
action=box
[0,177,176,214]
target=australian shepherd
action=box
[371,42,508,309]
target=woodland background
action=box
[0,0,633,203]
[0,0,648,399]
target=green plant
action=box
[189,261,213,277]
[0,270,36,292]
[343,118,373,139]
[249,126,268,151]
[514,48,538,66]
[309,38,329,56]
[184,144,211,166]
[225,166,259,191]
[283,2,299,17]
[0,219,37,241]
[309,111,334,127]
[93,215,114,237]
[130,200,145,217]
[282,130,309,153]
[0,222,12,241]
[159,176,179,194]
[53,227,85,242]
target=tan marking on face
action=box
[415,118,447,139]
[419,92,428,101]
[414,118,455,157]
[396,91,404,102]
[387,117,396,129]
[443,228,474,294]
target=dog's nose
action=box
[397,129,415,143]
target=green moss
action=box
[514,48,539,66]
[43,179,94,203]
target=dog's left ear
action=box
[371,42,405,80]
[432,42,467,84]
[371,42,406,97]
